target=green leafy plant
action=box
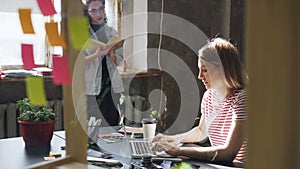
[17,98,56,122]
[150,109,158,118]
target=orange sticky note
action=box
[52,55,72,85]
[45,22,67,49]
[25,76,47,106]
[68,17,90,50]
[18,9,35,34]
[36,0,56,16]
[21,44,36,70]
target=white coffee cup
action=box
[142,118,156,141]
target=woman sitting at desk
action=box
[153,37,248,165]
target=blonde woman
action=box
[153,37,247,166]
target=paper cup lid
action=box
[141,118,156,124]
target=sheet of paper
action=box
[25,76,47,106]
[52,55,72,85]
[21,44,36,70]
[45,22,67,49]
[68,17,90,50]
[36,0,57,16]
[18,9,35,34]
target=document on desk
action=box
[87,156,120,163]
[87,149,112,159]
[118,126,143,135]
[98,132,125,143]
[87,156,123,168]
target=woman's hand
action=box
[94,46,111,57]
[85,46,115,64]
[152,133,164,142]
[156,141,181,156]
[107,46,117,64]
[152,134,180,156]
[152,134,176,142]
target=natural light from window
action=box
[0,0,62,68]
[0,12,47,66]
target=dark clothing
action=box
[91,23,104,32]
[95,56,120,126]
[96,86,120,126]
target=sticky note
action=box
[36,0,56,16]
[21,44,36,70]
[52,55,72,85]
[25,76,47,106]
[68,17,90,50]
[18,9,35,34]
[45,22,67,49]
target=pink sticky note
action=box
[36,0,57,16]
[21,44,36,70]
[52,55,72,85]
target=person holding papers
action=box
[84,0,124,126]
[153,38,248,166]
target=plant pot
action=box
[18,119,57,147]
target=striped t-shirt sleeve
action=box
[233,90,247,120]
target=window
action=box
[0,0,62,68]
[0,12,47,66]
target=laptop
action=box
[121,124,182,160]
[128,139,185,163]
[117,106,181,161]
[129,140,156,158]
[119,120,156,158]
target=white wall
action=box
[0,0,41,13]
[105,0,118,31]
[121,0,148,73]
[131,0,147,72]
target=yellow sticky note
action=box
[68,17,90,50]
[45,22,67,49]
[25,76,47,106]
[19,9,35,34]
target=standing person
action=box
[153,37,248,166]
[84,0,124,126]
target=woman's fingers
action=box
[152,133,164,142]
[108,46,117,54]
[156,141,174,151]
[95,47,111,56]
[151,142,161,152]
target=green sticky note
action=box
[68,17,90,50]
[25,76,47,106]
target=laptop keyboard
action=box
[129,140,155,157]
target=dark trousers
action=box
[87,91,120,127]
[96,89,120,126]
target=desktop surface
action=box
[97,126,244,169]
[0,128,244,169]
[0,131,66,169]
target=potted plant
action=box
[17,98,57,146]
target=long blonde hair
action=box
[199,37,247,90]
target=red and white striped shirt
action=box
[201,89,247,162]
